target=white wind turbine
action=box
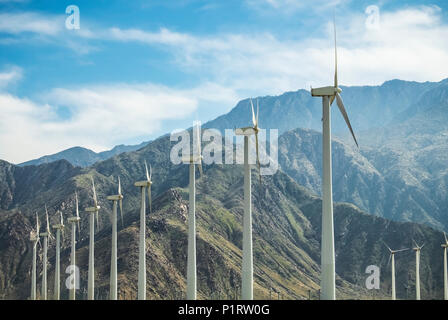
[310,19,359,300]
[40,205,54,300]
[67,192,81,300]
[412,240,424,300]
[442,232,448,300]
[235,98,262,300]
[52,210,65,300]
[384,242,409,300]
[29,212,40,300]
[107,176,124,300]
[85,177,101,300]
[134,161,152,300]
[182,123,203,300]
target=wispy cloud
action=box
[0,66,22,89]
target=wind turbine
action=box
[40,205,54,300]
[67,192,81,300]
[310,18,359,300]
[181,123,203,300]
[29,212,40,300]
[235,98,262,300]
[384,242,409,300]
[134,161,152,300]
[85,177,101,300]
[52,210,65,300]
[412,240,424,300]
[442,232,448,300]
[107,176,124,300]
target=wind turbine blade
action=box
[96,211,99,232]
[250,98,256,127]
[333,14,338,89]
[255,132,261,183]
[92,177,98,207]
[444,232,447,244]
[118,176,121,195]
[256,98,259,127]
[119,199,124,228]
[35,212,40,235]
[75,192,79,218]
[60,211,63,225]
[395,248,409,253]
[145,160,150,181]
[387,253,392,267]
[335,93,359,148]
[198,163,203,177]
[148,186,152,214]
[77,221,81,237]
[196,123,202,158]
[383,241,392,253]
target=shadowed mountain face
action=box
[0,134,446,300]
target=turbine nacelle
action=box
[134,180,152,187]
[52,223,64,230]
[235,127,258,136]
[107,195,123,201]
[311,86,342,97]
[67,216,81,223]
[85,206,101,213]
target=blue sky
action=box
[0,0,447,163]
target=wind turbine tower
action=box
[40,205,54,300]
[235,98,262,300]
[29,213,40,300]
[310,18,359,300]
[134,161,152,300]
[67,192,81,300]
[182,122,203,300]
[442,233,448,300]
[107,176,124,300]
[384,242,408,300]
[52,210,65,300]
[85,177,101,300]
[413,241,424,300]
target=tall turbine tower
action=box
[107,177,124,300]
[442,232,448,300]
[384,242,408,300]
[182,123,203,300]
[134,161,152,300]
[310,19,359,300]
[413,240,424,300]
[67,192,81,300]
[85,177,101,300]
[235,98,262,300]
[40,205,54,300]
[52,210,65,300]
[29,213,40,300]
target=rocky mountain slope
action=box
[0,134,446,300]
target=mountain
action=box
[18,142,149,168]
[0,134,446,300]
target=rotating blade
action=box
[256,98,259,129]
[255,132,261,183]
[75,192,79,218]
[119,199,124,228]
[198,163,203,177]
[145,161,150,182]
[444,232,447,245]
[335,92,359,148]
[250,98,256,127]
[196,123,202,159]
[118,176,121,196]
[96,211,99,233]
[333,14,338,89]
[91,177,98,207]
[148,186,152,214]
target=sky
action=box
[0,0,448,163]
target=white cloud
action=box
[106,5,448,95]
[0,66,22,89]
[0,12,63,35]
[0,82,240,163]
